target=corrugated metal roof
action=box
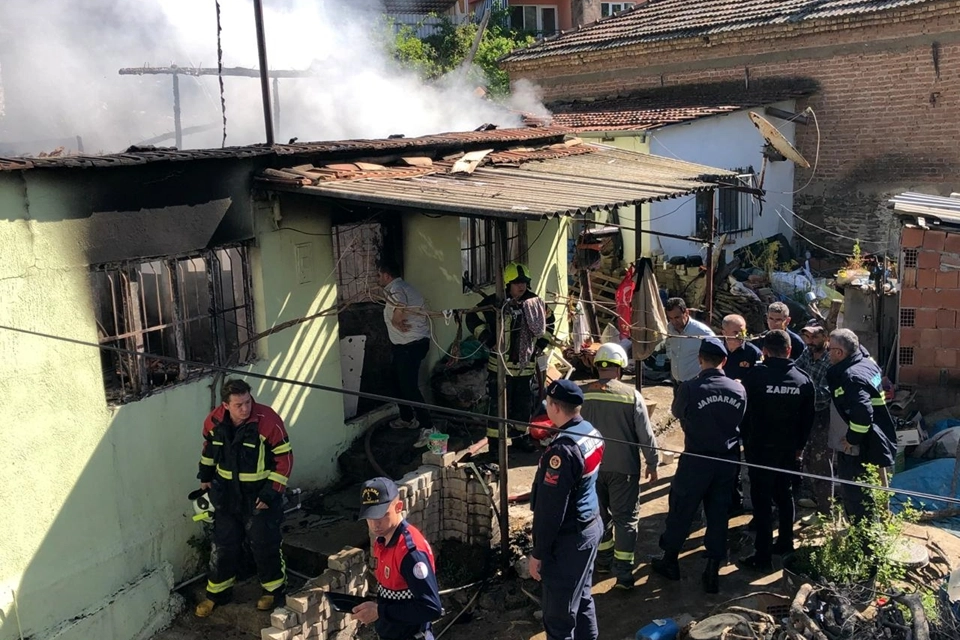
[546,78,818,131]
[0,127,572,173]
[502,0,936,62]
[891,191,960,227]
[259,146,734,220]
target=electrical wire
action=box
[781,204,886,246]
[785,106,820,196]
[776,207,856,258]
[2,321,957,507]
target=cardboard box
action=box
[896,427,922,447]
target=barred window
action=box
[460,218,526,291]
[92,245,255,405]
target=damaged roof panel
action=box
[259,146,735,220]
[502,0,936,62]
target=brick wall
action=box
[897,225,960,388]
[506,1,960,254]
[261,456,495,640]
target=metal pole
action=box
[494,221,510,573]
[635,207,643,391]
[172,72,182,149]
[252,0,275,145]
[705,191,716,321]
[272,76,281,140]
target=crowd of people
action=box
[183,259,899,640]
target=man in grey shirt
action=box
[665,297,715,384]
[581,343,659,590]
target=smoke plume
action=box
[0,0,540,155]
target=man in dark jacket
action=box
[751,301,805,361]
[466,262,555,452]
[826,329,897,522]
[739,330,815,570]
[651,338,747,594]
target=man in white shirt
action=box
[665,297,715,384]
[378,262,435,447]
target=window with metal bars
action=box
[92,245,255,405]
[900,308,916,327]
[903,248,918,269]
[460,218,526,291]
[695,168,757,238]
[332,222,383,304]
[898,346,914,367]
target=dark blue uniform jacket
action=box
[826,349,897,466]
[741,358,815,452]
[723,341,762,381]
[672,369,747,457]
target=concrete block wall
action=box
[897,226,960,387]
[262,455,495,639]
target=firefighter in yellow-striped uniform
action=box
[580,343,659,589]
[194,379,294,617]
[466,262,555,452]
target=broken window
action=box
[696,168,758,238]
[509,4,558,35]
[461,218,526,292]
[92,245,255,405]
[601,2,634,17]
[332,222,384,304]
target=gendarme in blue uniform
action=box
[662,350,747,560]
[530,380,604,640]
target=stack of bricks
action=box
[897,226,960,387]
[263,451,496,640]
[261,546,368,640]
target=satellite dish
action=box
[748,111,810,168]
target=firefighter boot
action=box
[701,559,721,594]
[613,560,635,590]
[650,550,680,581]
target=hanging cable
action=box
[215,0,227,148]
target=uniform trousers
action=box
[485,372,533,441]
[207,486,285,602]
[745,447,796,559]
[540,517,602,640]
[659,454,737,560]
[836,452,870,523]
[596,470,640,577]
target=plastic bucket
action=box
[428,432,449,455]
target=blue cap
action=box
[699,336,728,358]
[546,378,584,406]
[358,477,399,520]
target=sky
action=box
[0,0,544,155]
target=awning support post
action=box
[494,220,510,573]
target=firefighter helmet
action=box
[503,262,532,285]
[594,343,629,369]
[188,488,215,524]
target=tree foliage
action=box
[388,11,534,97]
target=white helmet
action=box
[188,489,215,524]
[595,343,629,369]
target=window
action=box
[695,168,758,238]
[601,2,634,17]
[332,222,383,304]
[509,5,558,36]
[92,245,255,405]
[461,218,526,291]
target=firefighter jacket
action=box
[373,520,443,640]
[465,289,555,377]
[198,401,293,506]
[740,358,815,452]
[530,417,604,560]
[672,368,747,458]
[580,378,659,476]
[826,349,897,467]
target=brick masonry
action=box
[505,1,960,255]
[261,455,495,640]
[897,225,960,388]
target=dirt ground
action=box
[152,380,960,640]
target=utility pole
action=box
[252,0,275,145]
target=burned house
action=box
[0,127,734,640]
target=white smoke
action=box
[0,0,541,155]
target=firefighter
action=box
[738,330,815,570]
[529,379,605,640]
[580,343,659,590]
[466,262,555,452]
[194,379,293,617]
[651,338,746,594]
[352,477,443,640]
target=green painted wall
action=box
[0,176,351,640]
